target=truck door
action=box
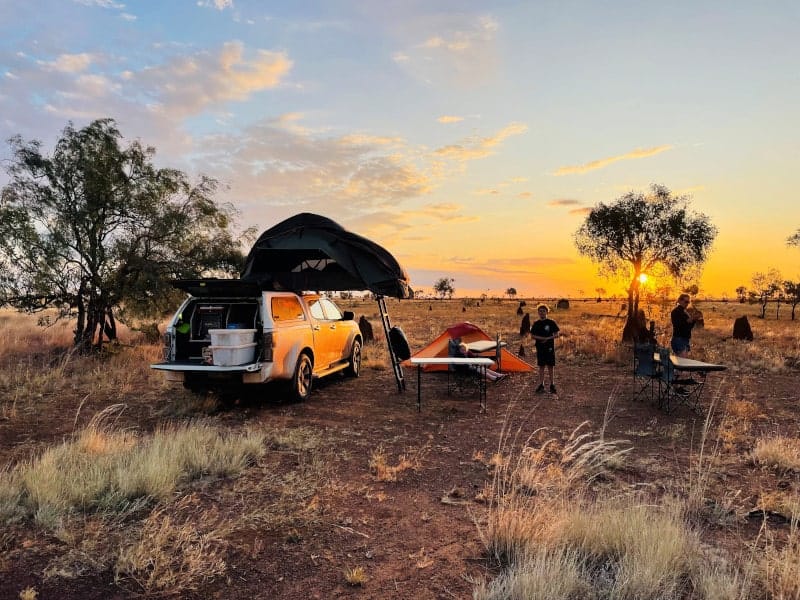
[308,297,341,369]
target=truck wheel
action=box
[346,339,362,377]
[291,353,313,401]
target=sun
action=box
[638,273,649,284]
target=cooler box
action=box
[210,343,257,366]
[208,328,257,346]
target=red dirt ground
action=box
[1,358,798,599]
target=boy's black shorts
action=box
[536,346,556,367]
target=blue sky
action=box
[1,0,798,297]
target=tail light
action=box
[162,332,173,361]
[262,331,275,362]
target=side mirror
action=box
[342,310,355,321]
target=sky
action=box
[1,0,798,298]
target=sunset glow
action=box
[1,2,798,298]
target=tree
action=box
[505,287,517,299]
[682,283,699,296]
[749,269,782,319]
[783,280,800,320]
[788,229,800,248]
[735,286,748,303]
[433,277,455,299]
[0,119,246,350]
[574,184,717,341]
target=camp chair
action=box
[632,342,659,403]
[447,338,483,397]
[657,348,702,414]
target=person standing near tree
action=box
[670,293,695,357]
[531,304,560,394]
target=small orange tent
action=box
[401,322,534,372]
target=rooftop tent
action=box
[241,213,412,299]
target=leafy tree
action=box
[735,286,748,303]
[788,229,800,248]
[505,287,517,299]
[682,283,699,296]
[783,280,800,320]
[749,269,782,319]
[574,184,717,341]
[433,277,455,299]
[0,119,246,350]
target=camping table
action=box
[464,339,507,370]
[654,353,727,413]
[409,357,494,413]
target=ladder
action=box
[376,295,405,392]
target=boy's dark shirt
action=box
[531,318,559,350]
[671,305,694,339]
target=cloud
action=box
[73,0,125,8]
[547,198,581,207]
[131,41,292,116]
[192,115,433,224]
[434,121,527,161]
[568,207,592,216]
[554,145,673,175]
[45,53,95,73]
[197,0,233,10]
[437,115,464,124]
[392,15,499,86]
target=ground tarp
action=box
[401,322,534,372]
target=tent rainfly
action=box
[402,322,534,372]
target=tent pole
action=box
[376,295,405,392]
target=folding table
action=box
[654,351,727,413]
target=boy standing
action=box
[531,304,560,394]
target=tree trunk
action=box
[622,275,642,342]
[104,307,118,341]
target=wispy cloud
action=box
[437,115,463,124]
[547,198,581,207]
[73,0,125,8]
[569,207,592,216]
[434,122,527,161]
[554,145,673,175]
[392,15,499,86]
[197,0,233,10]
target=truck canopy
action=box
[240,213,412,298]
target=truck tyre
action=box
[346,339,362,377]
[291,353,313,401]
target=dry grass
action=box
[368,445,426,482]
[114,495,230,593]
[0,405,266,528]
[753,436,800,472]
[343,565,368,586]
[759,517,800,600]
[477,409,752,599]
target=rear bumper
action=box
[151,361,263,373]
[150,361,273,384]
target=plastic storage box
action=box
[210,343,258,366]
[208,328,257,346]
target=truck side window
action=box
[320,298,343,320]
[271,296,306,322]
[309,299,325,320]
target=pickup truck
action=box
[150,280,362,401]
